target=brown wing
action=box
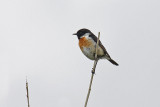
[89,34,111,58]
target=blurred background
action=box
[0,0,160,107]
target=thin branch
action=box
[84,32,100,107]
[26,78,30,107]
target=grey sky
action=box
[0,0,160,107]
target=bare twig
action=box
[26,78,30,107]
[84,32,100,107]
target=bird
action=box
[73,28,118,66]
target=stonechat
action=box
[73,28,118,66]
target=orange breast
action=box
[79,37,92,50]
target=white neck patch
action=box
[80,33,90,38]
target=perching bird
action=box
[73,28,118,66]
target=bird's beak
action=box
[73,33,77,35]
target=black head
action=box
[73,28,92,39]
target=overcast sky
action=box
[0,0,160,107]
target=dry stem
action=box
[84,32,100,107]
[26,78,30,107]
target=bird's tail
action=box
[105,56,119,66]
[109,59,119,66]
